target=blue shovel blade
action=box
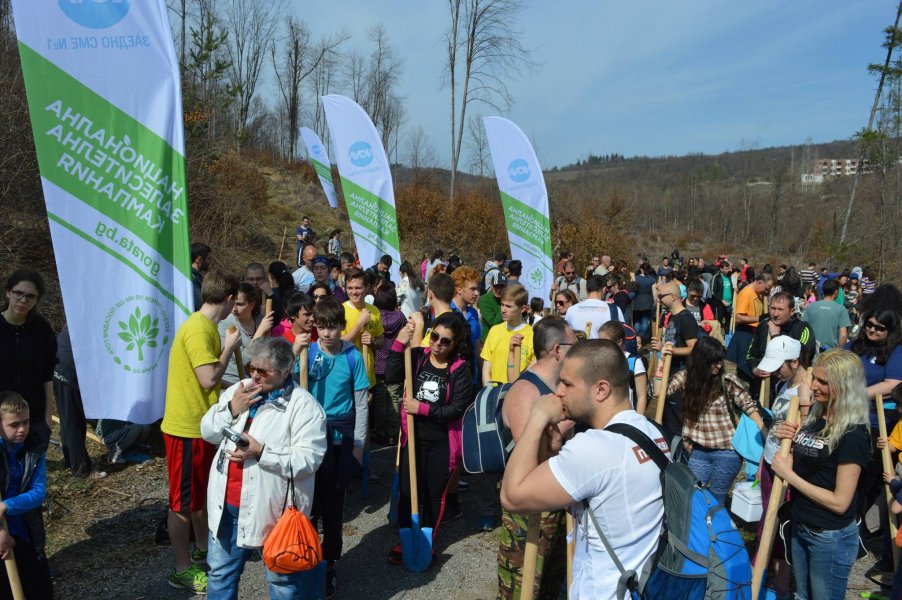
[724,332,733,347]
[400,513,433,572]
[388,472,400,526]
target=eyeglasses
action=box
[429,331,454,347]
[657,293,673,301]
[245,363,277,377]
[865,321,888,333]
[9,289,38,303]
[564,271,575,276]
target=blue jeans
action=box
[790,521,858,600]
[687,447,741,505]
[207,504,323,600]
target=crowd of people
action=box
[1,227,901,600]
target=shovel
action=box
[653,344,673,426]
[400,346,433,572]
[389,428,403,526]
[1,516,24,600]
[877,394,900,569]
[751,395,800,600]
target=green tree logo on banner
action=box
[118,307,159,361]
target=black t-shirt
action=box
[664,309,700,372]
[790,419,871,529]
[413,359,450,442]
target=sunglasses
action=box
[865,321,888,333]
[245,363,277,377]
[429,331,454,347]
[657,293,673,301]
[564,271,575,276]
[312,293,328,300]
[555,300,570,306]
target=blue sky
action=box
[294,1,891,170]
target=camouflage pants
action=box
[497,509,567,600]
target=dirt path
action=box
[44,430,889,599]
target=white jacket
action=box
[202,380,327,548]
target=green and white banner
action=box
[300,126,338,209]
[13,0,191,424]
[322,95,400,282]
[484,116,553,302]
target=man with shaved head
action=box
[649,280,700,434]
[500,339,668,599]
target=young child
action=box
[0,392,52,599]
[480,284,535,385]
[304,297,370,599]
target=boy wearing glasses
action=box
[481,284,535,385]
[161,270,242,593]
[306,297,370,598]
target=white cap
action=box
[758,336,802,373]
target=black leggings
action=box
[398,435,453,533]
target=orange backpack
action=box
[262,468,323,574]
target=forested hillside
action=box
[2,0,900,335]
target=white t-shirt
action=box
[763,381,799,465]
[625,351,646,408]
[549,410,666,600]
[564,299,620,338]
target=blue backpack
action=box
[590,421,752,600]
[461,371,551,474]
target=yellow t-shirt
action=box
[736,285,764,329]
[480,322,535,384]
[343,301,384,387]
[162,312,222,438]
[889,420,902,464]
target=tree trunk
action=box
[839,1,902,243]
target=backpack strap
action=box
[581,499,638,600]
[516,369,554,396]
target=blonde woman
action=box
[771,349,870,600]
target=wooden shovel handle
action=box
[653,344,673,426]
[227,326,246,379]
[404,347,419,513]
[0,517,24,600]
[751,395,800,600]
[298,347,308,389]
[521,441,549,600]
[877,394,900,569]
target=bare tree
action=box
[465,113,489,177]
[363,25,404,154]
[307,48,339,150]
[406,125,438,172]
[445,0,533,200]
[839,1,902,244]
[222,0,282,139]
[271,16,344,160]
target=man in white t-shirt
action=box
[564,275,622,338]
[500,339,667,600]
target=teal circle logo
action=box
[349,141,374,167]
[508,159,530,183]
[59,0,131,30]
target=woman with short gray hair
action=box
[201,337,328,598]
